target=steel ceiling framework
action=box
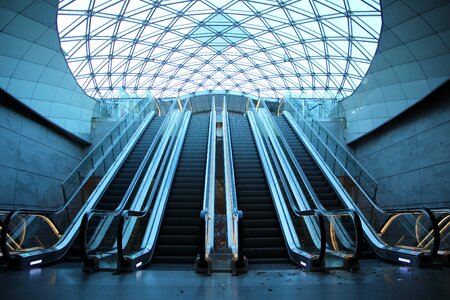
[57,0,381,100]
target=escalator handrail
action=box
[223,99,243,258]
[283,110,439,217]
[255,116,328,262]
[199,99,217,267]
[80,101,181,268]
[251,101,349,265]
[282,110,441,263]
[0,210,62,263]
[257,100,363,260]
[116,98,191,268]
[117,112,192,270]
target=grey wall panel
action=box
[419,162,450,206]
[0,126,20,169]
[342,0,450,142]
[14,171,64,208]
[377,170,422,207]
[416,122,449,168]
[351,82,450,208]
[0,166,17,209]
[0,102,85,209]
[0,0,97,140]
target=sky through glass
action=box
[57,0,381,100]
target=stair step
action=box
[157,235,199,245]
[244,237,285,248]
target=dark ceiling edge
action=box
[348,78,450,146]
[0,88,91,146]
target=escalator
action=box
[275,113,440,266]
[84,116,165,252]
[274,116,357,251]
[152,115,209,264]
[229,115,289,263]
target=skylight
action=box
[57,0,381,100]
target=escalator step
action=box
[244,237,285,248]
[154,245,199,257]
[238,203,275,211]
[157,235,199,245]
[244,211,278,220]
[164,209,201,218]
[243,247,289,260]
[159,226,200,235]
[243,219,280,229]
[244,228,283,238]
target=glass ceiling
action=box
[57,0,381,100]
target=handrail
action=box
[0,100,157,268]
[282,108,440,264]
[117,111,192,271]
[258,100,363,264]
[222,98,246,271]
[285,100,378,200]
[153,98,162,116]
[80,100,180,271]
[197,98,216,272]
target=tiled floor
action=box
[0,260,448,299]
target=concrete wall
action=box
[350,81,450,208]
[0,94,85,209]
[87,118,117,153]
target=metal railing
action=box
[62,99,155,206]
[222,98,246,272]
[244,108,323,270]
